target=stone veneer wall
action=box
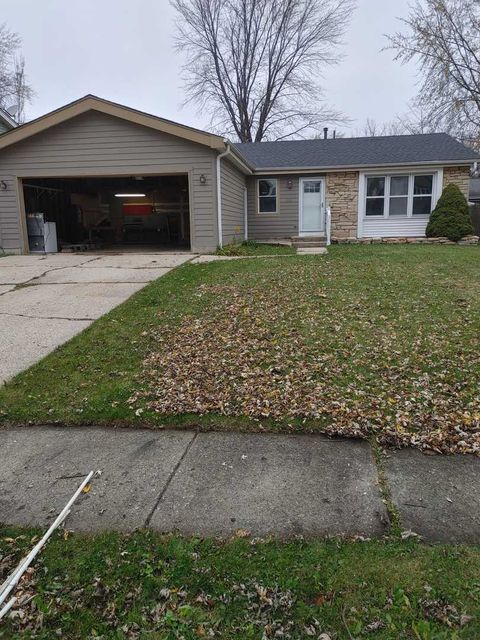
[443,166,471,199]
[325,171,359,240]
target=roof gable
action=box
[0,107,17,131]
[235,133,480,171]
[0,95,226,152]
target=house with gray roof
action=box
[0,95,478,254]
[0,107,17,134]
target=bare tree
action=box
[394,103,433,135]
[356,118,403,137]
[10,57,33,123]
[386,0,480,147]
[353,105,436,138]
[0,24,33,123]
[171,0,355,142]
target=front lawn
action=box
[0,245,479,454]
[1,528,479,639]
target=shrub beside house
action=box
[426,183,475,242]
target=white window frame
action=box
[257,178,278,215]
[358,167,443,238]
[388,175,410,217]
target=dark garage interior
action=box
[22,174,190,252]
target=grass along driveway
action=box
[0,245,479,454]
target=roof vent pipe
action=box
[323,127,328,140]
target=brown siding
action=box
[221,158,246,245]
[0,110,219,252]
[246,174,301,239]
[443,166,470,199]
[326,171,359,240]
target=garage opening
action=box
[22,174,191,252]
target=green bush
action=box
[426,183,474,241]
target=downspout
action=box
[244,187,248,241]
[216,142,231,249]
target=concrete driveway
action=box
[0,252,194,383]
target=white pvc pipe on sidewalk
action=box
[0,470,96,617]
[0,597,16,620]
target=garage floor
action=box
[0,252,194,384]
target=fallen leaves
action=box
[128,258,480,455]
[1,528,478,638]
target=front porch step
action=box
[291,236,327,248]
[297,247,328,255]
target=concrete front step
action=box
[297,247,327,255]
[291,236,327,248]
[293,242,327,248]
[294,242,327,248]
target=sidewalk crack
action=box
[144,431,198,527]
[0,311,93,322]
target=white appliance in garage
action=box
[26,213,58,253]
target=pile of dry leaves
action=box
[128,262,480,455]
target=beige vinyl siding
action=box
[247,174,301,239]
[0,176,22,251]
[0,110,219,252]
[362,217,431,238]
[221,158,246,244]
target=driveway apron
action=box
[0,253,193,383]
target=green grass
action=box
[216,240,296,256]
[1,527,479,639]
[0,245,479,454]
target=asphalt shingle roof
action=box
[234,133,479,170]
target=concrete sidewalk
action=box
[0,253,193,383]
[1,426,479,543]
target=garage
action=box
[22,174,190,252]
[0,95,249,255]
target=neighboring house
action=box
[470,177,480,204]
[0,107,18,134]
[469,177,480,236]
[0,95,478,254]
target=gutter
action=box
[216,142,231,249]
[249,159,479,174]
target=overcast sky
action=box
[2,0,418,136]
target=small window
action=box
[258,179,277,213]
[413,175,433,215]
[365,177,385,216]
[304,181,321,193]
[389,175,409,216]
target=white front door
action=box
[299,178,325,235]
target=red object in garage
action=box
[122,203,153,216]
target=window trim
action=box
[388,175,410,217]
[257,178,279,215]
[364,172,436,220]
[357,167,443,239]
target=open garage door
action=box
[22,174,191,252]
